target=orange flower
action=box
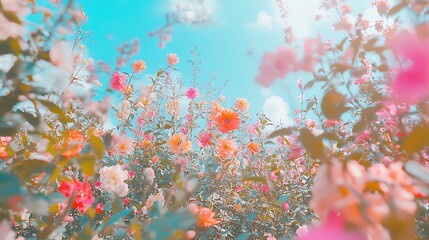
[62,130,86,158]
[216,138,236,159]
[248,142,259,154]
[0,146,7,160]
[215,108,241,133]
[140,139,151,149]
[196,206,221,228]
[234,98,249,112]
[208,101,223,120]
[167,133,192,154]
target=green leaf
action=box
[12,159,51,180]
[145,208,195,239]
[236,233,254,240]
[108,208,133,225]
[388,1,408,16]
[77,154,96,177]
[89,132,104,159]
[38,99,72,123]
[0,173,21,203]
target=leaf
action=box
[388,1,408,16]
[108,208,133,226]
[299,128,324,159]
[242,176,267,185]
[144,208,195,239]
[404,161,429,184]
[77,154,96,177]
[401,125,429,153]
[321,90,348,120]
[278,194,290,205]
[306,101,316,112]
[89,132,104,159]
[267,128,294,139]
[0,173,21,203]
[12,159,51,180]
[38,99,72,123]
[236,233,254,240]
[330,63,351,73]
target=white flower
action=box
[99,165,129,197]
[144,168,155,184]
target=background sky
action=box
[80,0,375,126]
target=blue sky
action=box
[80,0,375,125]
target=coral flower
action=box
[110,71,127,91]
[215,108,241,133]
[58,179,94,213]
[216,138,237,159]
[167,53,179,66]
[248,142,259,154]
[196,206,221,228]
[234,98,249,112]
[62,130,86,158]
[132,59,146,73]
[167,133,192,154]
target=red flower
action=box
[59,179,94,213]
[215,109,241,133]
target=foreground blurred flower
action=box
[50,41,74,71]
[132,59,146,73]
[299,212,366,240]
[110,71,127,91]
[99,165,129,197]
[167,133,192,154]
[58,179,94,213]
[167,53,179,66]
[391,31,429,103]
[256,47,297,87]
[215,108,241,133]
[196,206,221,228]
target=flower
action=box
[132,60,146,73]
[110,134,134,156]
[216,138,237,159]
[95,203,103,214]
[391,32,429,103]
[234,98,249,112]
[167,53,179,66]
[58,179,94,213]
[185,87,199,99]
[248,142,259,154]
[144,168,155,183]
[110,71,127,91]
[146,191,165,209]
[50,41,73,71]
[215,108,241,133]
[256,47,297,87]
[197,131,212,148]
[99,165,129,197]
[167,133,192,154]
[196,206,221,228]
[62,130,86,159]
[299,212,366,240]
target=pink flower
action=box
[110,71,127,91]
[58,179,94,213]
[391,32,429,103]
[299,212,366,240]
[256,47,297,87]
[167,54,179,66]
[50,41,73,71]
[185,87,199,99]
[197,131,211,148]
[144,168,155,183]
[281,202,289,211]
[136,116,145,126]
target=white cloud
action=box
[248,11,273,29]
[262,95,292,127]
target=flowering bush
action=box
[1,0,429,240]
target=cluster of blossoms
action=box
[1,0,429,239]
